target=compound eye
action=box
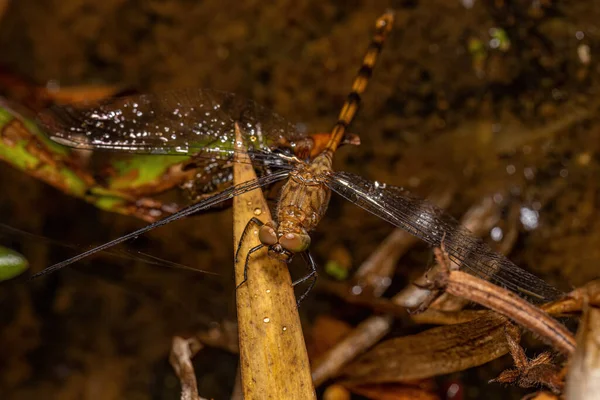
[258,225,278,246]
[279,232,311,253]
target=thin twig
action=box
[431,247,575,356]
[169,336,207,400]
[311,314,395,386]
[542,280,600,315]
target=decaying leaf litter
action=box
[1,1,600,399]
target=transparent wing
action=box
[325,171,563,303]
[0,223,214,275]
[30,169,291,279]
[38,88,307,157]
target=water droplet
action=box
[520,207,539,230]
[490,226,503,241]
[253,208,262,216]
[265,289,271,294]
[282,326,287,331]
[263,317,270,323]
[447,383,461,398]
[246,200,252,206]
[523,167,535,180]
[351,285,363,295]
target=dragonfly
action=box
[30,10,562,304]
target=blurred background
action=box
[0,0,598,399]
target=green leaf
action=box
[0,246,29,280]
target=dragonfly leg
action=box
[293,251,319,306]
[236,244,264,290]
[234,217,265,263]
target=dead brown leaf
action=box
[340,313,509,384]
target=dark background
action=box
[0,0,599,399]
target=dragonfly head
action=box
[258,225,311,261]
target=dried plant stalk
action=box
[169,336,207,400]
[431,248,575,357]
[233,126,315,400]
[565,302,600,399]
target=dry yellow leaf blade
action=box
[233,125,315,399]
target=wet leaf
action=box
[0,245,28,280]
[0,100,181,221]
[341,313,509,384]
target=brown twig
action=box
[233,125,315,399]
[320,280,488,325]
[431,247,575,356]
[311,314,395,387]
[169,336,207,400]
[542,280,600,315]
